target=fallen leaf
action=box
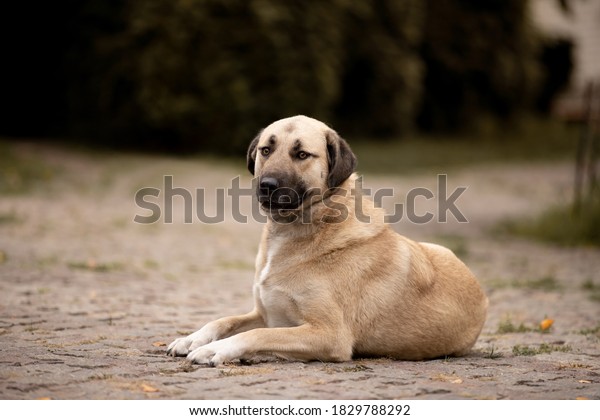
[575,397,589,400]
[141,383,159,393]
[152,341,167,347]
[540,318,554,331]
[36,397,51,400]
[578,380,591,384]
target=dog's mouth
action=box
[258,195,301,211]
[257,185,309,212]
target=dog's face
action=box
[247,116,357,213]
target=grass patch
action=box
[342,364,373,373]
[498,198,600,247]
[489,275,561,291]
[0,211,22,225]
[582,279,600,302]
[578,324,600,338]
[68,260,124,272]
[24,326,40,333]
[322,363,373,374]
[88,373,113,381]
[557,362,591,370]
[143,259,160,270]
[512,343,572,356]
[483,345,503,359]
[497,319,534,334]
[36,255,58,267]
[497,317,553,334]
[434,234,469,258]
[0,141,57,194]
[519,276,562,291]
[352,118,578,175]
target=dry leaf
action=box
[578,380,591,384]
[141,383,159,393]
[152,341,167,347]
[575,397,589,400]
[540,318,554,331]
[36,397,51,400]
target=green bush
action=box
[89,0,422,152]
[418,0,542,132]
[3,0,552,154]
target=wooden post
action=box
[586,82,598,199]
[574,82,596,214]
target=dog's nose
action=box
[259,177,279,193]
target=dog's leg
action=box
[186,324,353,366]
[167,310,265,356]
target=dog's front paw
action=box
[187,337,242,367]
[166,336,194,356]
[166,327,216,356]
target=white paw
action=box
[166,325,216,356]
[166,336,193,356]
[187,336,243,366]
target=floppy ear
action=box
[326,130,357,188]
[246,130,262,175]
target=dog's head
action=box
[247,115,357,214]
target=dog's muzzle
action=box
[257,176,303,211]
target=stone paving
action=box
[0,143,598,399]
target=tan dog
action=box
[167,115,488,366]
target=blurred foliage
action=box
[331,1,423,137]
[418,0,542,132]
[353,118,579,175]
[0,142,57,195]
[499,195,600,247]
[88,0,423,152]
[2,0,571,153]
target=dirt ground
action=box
[0,142,598,400]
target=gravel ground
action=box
[0,143,598,400]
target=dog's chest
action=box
[255,237,302,328]
[255,283,300,328]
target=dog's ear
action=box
[246,130,262,175]
[326,130,357,188]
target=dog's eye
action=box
[261,147,270,157]
[297,151,309,160]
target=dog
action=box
[167,115,488,366]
